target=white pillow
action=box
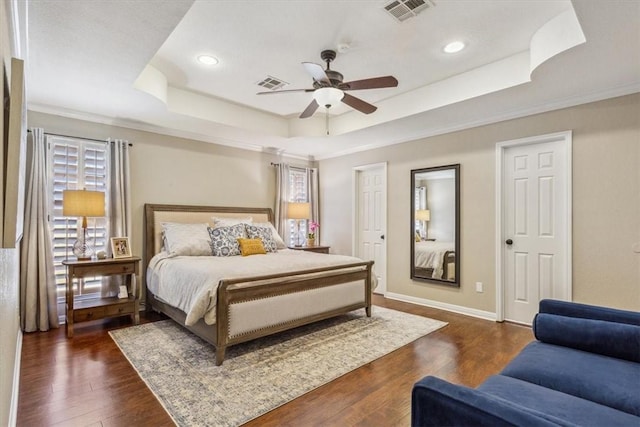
[211,216,253,228]
[253,222,287,249]
[161,222,212,256]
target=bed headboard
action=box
[143,203,273,271]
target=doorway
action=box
[353,163,387,295]
[496,131,572,324]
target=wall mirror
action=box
[411,164,460,286]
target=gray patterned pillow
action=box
[245,225,278,252]
[207,224,246,256]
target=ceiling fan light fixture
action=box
[313,87,344,108]
[443,41,466,54]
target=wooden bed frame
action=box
[143,203,374,365]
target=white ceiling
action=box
[26,0,640,160]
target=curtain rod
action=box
[270,162,315,171]
[27,129,133,146]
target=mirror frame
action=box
[410,164,460,287]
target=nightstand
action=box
[288,245,330,254]
[63,256,141,338]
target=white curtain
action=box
[306,167,320,243]
[103,139,132,296]
[418,186,427,209]
[274,163,291,243]
[20,128,59,332]
[417,186,427,237]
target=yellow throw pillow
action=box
[237,238,267,256]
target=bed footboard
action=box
[214,261,373,365]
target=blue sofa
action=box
[412,299,640,426]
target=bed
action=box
[143,203,374,365]
[414,240,456,280]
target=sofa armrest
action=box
[535,300,640,362]
[411,376,560,427]
[533,313,640,362]
[539,299,640,326]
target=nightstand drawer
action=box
[74,307,106,322]
[105,302,134,316]
[96,262,136,275]
[70,262,136,278]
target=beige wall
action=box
[320,94,640,312]
[27,112,304,281]
[23,96,640,316]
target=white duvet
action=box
[147,249,372,326]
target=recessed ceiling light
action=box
[443,41,465,54]
[197,55,219,65]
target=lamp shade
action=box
[313,87,344,108]
[288,202,311,220]
[63,190,106,217]
[416,209,430,221]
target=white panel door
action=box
[503,139,569,324]
[357,166,387,294]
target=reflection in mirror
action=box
[411,164,460,286]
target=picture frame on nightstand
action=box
[111,236,132,258]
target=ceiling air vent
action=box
[383,0,435,22]
[256,76,288,91]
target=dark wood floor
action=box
[17,295,533,426]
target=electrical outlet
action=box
[475,282,483,293]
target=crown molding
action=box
[28,81,639,164]
[315,83,640,161]
[27,104,313,162]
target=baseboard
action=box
[385,292,497,321]
[9,328,22,426]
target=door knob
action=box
[505,239,513,245]
[380,234,385,240]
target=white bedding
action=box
[415,241,454,278]
[147,249,372,326]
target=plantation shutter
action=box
[287,168,308,246]
[47,136,110,299]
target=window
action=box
[47,136,110,303]
[288,167,308,246]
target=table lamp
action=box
[287,202,311,247]
[63,189,105,260]
[416,209,430,240]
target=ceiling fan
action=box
[257,49,398,119]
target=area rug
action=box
[109,306,447,426]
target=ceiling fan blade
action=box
[342,93,377,114]
[302,62,331,86]
[299,99,320,119]
[343,76,398,90]
[257,88,315,95]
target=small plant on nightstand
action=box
[307,221,319,246]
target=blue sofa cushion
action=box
[479,375,640,427]
[501,341,640,416]
[539,299,640,326]
[533,312,640,362]
[412,376,562,427]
